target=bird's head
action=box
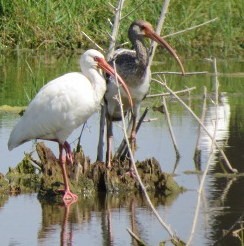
[129,20,154,40]
[81,49,133,108]
[129,20,185,75]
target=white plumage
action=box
[8,72,102,150]
[8,49,132,204]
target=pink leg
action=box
[63,141,73,164]
[59,144,78,205]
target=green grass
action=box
[0,0,243,57]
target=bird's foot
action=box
[124,168,137,180]
[60,153,74,165]
[62,191,78,206]
[66,153,74,164]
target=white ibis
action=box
[8,49,132,204]
[105,20,185,168]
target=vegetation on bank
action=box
[0,0,243,57]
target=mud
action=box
[0,142,184,202]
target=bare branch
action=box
[163,17,218,38]
[188,60,220,244]
[148,0,171,67]
[152,71,208,76]
[127,228,146,246]
[152,77,237,173]
[107,0,125,59]
[113,61,184,246]
[121,0,147,20]
[146,86,196,98]
[162,96,180,159]
[97,0,125,161]
[81,31,104,52]
[194,87,207,165]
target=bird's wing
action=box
[8,73,96,149]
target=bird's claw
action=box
[63,191,78,206]
[66,153,74,164]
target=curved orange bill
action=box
[145,30,185,75]
[97,57,133,108]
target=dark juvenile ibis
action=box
[105,20,185,168]
[8,49,132,204]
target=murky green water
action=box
[0,51,243,245]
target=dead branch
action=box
[97,0,125,161]
[81,31,104,52]
[115,107,149,160]
[121,0,147,20]
[152,77,237,173]
[193,87,207,167]
[148,0,171,67]
[113,60,184,246]
[107,0,125,59]
[146,86,196,98]
[187,145,216,245]
[162,96,180,159]
[152,71,208,76]
[188,61,220,244]
[127,228,147,246]
[163,17,218,38]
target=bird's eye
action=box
[140,25,146,31]
[94,56,99,61]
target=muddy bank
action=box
[0,142,184,202]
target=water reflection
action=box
[195,93,231,170]
[205,98,244,246]
[0,53,243,245]
[37,192,179,246]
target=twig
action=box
[212,213,244,245]
[188,60,220,244]
[121,0,146,20]
[113,61,183,246]
[162,96,180,159]
[194,87,207,168]
[80,31,104,52]
[97,0,125,161]
[116,107,149,160]
[163,17,218,38]
[127,228,146,246]
[146,86,196,98]
[152,77,237,173]
[107,0,125,59]
[76,123,86,152]
[152,71,208,76]
[148,0,171,67]
[187,145,215,245]
[121,0,147,20]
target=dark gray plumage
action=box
[104,20,185,168]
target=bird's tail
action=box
[8,120,27,150]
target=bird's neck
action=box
[86,68,107,102]
[133,39,149,69]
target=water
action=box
[0,52,243,245]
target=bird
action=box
[104,20,185,169]
[8,49,132,205]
